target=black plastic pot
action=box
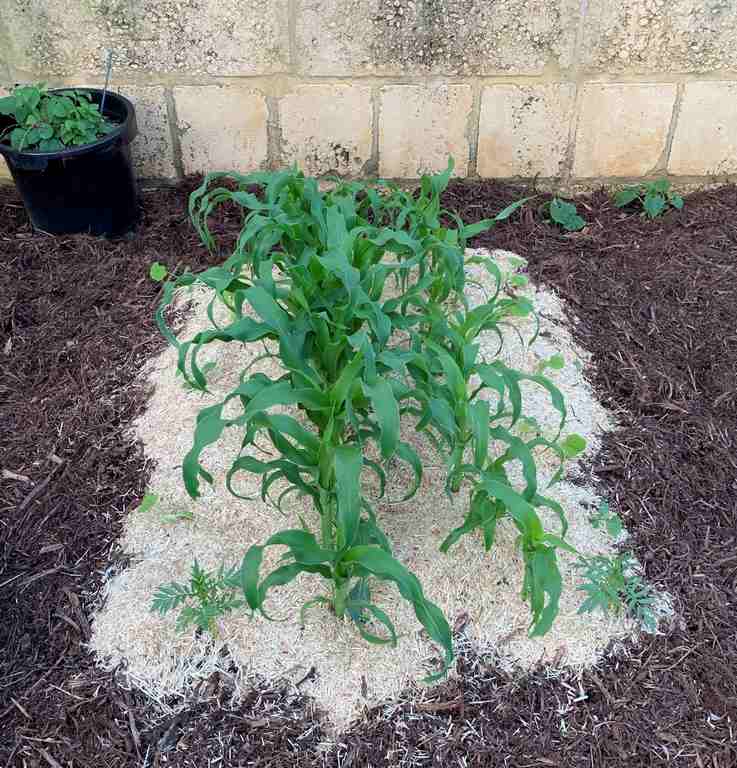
[0,89,139,237]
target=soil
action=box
[1,177,736,766]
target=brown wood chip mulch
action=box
[1,178,735,767]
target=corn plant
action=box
[151,160,592,679]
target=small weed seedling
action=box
[0,83,115,152]
[614,179,684,220]
[150,160,639,678]
[136,492,193,525]
[152,560,242,634]
[548,198,585,232]
[589,499,623,538]
[576,553,657,632]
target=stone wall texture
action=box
[1,0,736,185]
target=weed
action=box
[0,83,115,152]
[589,499,623,538]
[614,179,684,219]
[548,198,585,232]
[152,560,242,634]
[576,553,657,632]
[136,491,193,525]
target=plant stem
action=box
[333,580,350,619]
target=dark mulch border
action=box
[0,184,327,767]
[2,178,736,767]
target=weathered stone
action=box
[2,0,289,76]
[119,86,176,179]
[174,86,268,175]
[297,0,576,75]
[379,84,473,177]
[670,82,737,175]
[478,84,574,178]
[581,0,737,73]
[573,84,676,178]
[280,85,372,176]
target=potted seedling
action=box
[0,82,139,236]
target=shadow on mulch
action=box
[1,178,736,767]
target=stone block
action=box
[379,84,473,178]
[119,86,177,179]
[174,86,268,175]
[573,84,676,178]
[280,85,373,176]
[670,82,737,175]
[478,84,575,178]
[581,0,737,73]
[1,0,289,77]
[297,0,576,75]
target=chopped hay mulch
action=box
[1,177,736,767]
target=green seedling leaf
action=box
[642,192,666,219]
[137,493,158,514]
[606,514,623,538]
[614,187,641,208]
[507,273,529,288]
[560,433,586,458]
[537,353,565,374]
[549,198,585,232]
[160,510,194,524]
[150,262,167,282]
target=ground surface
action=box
[1,180,736,766]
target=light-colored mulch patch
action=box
[91,249,649,729]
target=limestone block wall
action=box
[1,1,736,186]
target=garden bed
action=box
[1,179,735,766]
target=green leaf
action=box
[149,262,167,282]
[0,95,16,116]
[525,546,563,636]
[37,138,63,152]
[348,600,398,645]
[182,403,226,498]
[330,349,364,408]
[651,178,670,194]
[614,187,641,208]
[469,399,490,469]
[395,441,423,501]
[549,198,585,232]
[669,194,684,210]
[136,493,159,514]
[642,193,666,219]
[494,197,531,222]
[560,433,586,458]
[151,582,191,615]
[461,219,495,239]
[339,545,453,680]
[478,476,544,541]
[548,353,564,370]
[606,515,623,538]
[335,444,363,549]
[364,378,400,459]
